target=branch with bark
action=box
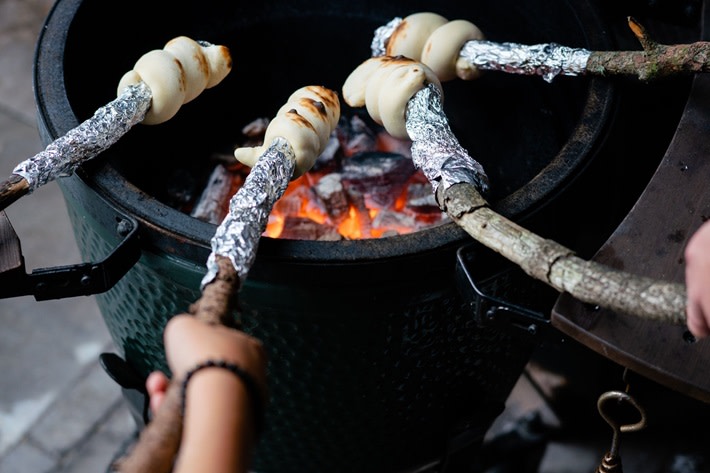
[374,14,710,83]
[587,17,710,80]
[439,183,686,325]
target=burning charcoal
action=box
[341,188,373,238]
[272,184,313,218]
[242,117,270,137]
[279,216,342,241]
[405,182,440,213]
[371,209,416,237]
[336,114,377,157]
[312,173,349,222]
[376,131,412,159]
[240,117,270,147]
[412,211,450,230]
[312,133,341,172]
[210,151,239,167]
[341,151,416,209]
[191,163,237,224]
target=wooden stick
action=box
[375,15,710,82]
[0,175,30,211]
[343,56,687,324]
[112,85,341,472]
[438,182,686,324]
[0,36,231,212]
[587,17,710,80]
[399,78,687,324]
[0,83,150,212]
[111,255,239,473]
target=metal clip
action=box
[0,208,140,300]
[595,390,647,473]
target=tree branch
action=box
[439,182,686,324]
[586,17,710,80]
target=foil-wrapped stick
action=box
[343,55,687,326]
[112,85,341,473]
[0,36,232,211]
[371,12,710,83]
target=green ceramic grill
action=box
[32,0,614,471]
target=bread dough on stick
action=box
[277,86,340,149]
[117,36,232,124]
[379,12,486,82]
[422,19,485,81]
[234,86,341,178]
[342,56,441,138]
[385,12,448,61]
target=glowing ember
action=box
[189,114,448,240]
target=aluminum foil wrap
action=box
[406,83,489,200]
[201,137,295,288]
[459,40,590,83]
[13,82,151,191]
[372,17,589,83]
[371,17,402,57]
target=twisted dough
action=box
[385,12,485,82]
[117,36,232,125]
[342,56,441,139]
[234,86,341,178]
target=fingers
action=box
[685,295,710,340]
[163,314,268,391]
[683,221,710,339]
[145,371,170,414]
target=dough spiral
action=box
[385,12,485,82]
[234,86,341,178]
[342,56,441,139]
[117,36,232,125]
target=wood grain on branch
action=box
[0,175,29,212]
[111,255,240,473]
[439,182,687,325]
[586,17,710,80]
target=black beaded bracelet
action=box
[181,359,265,438]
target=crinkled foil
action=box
[13,82,151,191]
[371,17,402,57]
[201,137,295,288]
[459,40,591,83]
[406,84,489,201]
[371,18,589,83]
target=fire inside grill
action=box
[185,113,449,240]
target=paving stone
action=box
[0,110,114,461]
[55,402,136,473]
[0,0,53,124]
[0,439,55,473]
[29,356,124,456]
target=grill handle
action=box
[0,208,140,300]
[455,241,563,343]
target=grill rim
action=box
[34,0,615,264]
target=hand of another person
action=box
[145,314,268,473]
[146,314,268,414]
[685,220,710,339]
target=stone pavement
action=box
[0,1,135,472]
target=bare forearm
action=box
[174,370,256,473]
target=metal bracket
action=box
[455,242,561,342]
[0,209,140,300]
